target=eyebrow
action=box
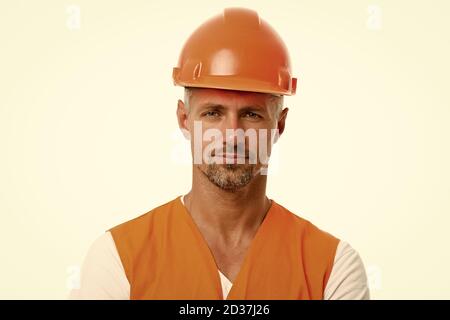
[198,103,227,111]
[198,103,266,112]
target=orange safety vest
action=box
[109,196,339,300]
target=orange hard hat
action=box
[172,7,297,96]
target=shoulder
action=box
[74,232,122,271]
[109,196,180,237]
[272,200,340,246]
[68,232,129,299]
[272,201,369,299]
[107,196,181,278]
[86,231,118,258]
[325,240,370,300]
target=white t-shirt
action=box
[69,197,370,300]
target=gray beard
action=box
[202,163,255,192]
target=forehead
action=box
[189,88,270,109]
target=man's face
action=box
[179,88,287,192]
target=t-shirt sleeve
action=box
[68,231,130,299]
[324,240,370,300]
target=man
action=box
[69,7,369,300]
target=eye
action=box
[203,110,220,118]
[243,111,262,119]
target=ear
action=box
[274,107,288,143]
[177,99,190,140]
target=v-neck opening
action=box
[219,269,232,285]
[176,194,276,300]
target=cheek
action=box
[244,128,276,163]
[256,129,275,153]
[188,125,224,159]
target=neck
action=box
[183,166,272,247]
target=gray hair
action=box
[184,87,283,119]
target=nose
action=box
[224,112,240,131]
[222,113,243,144]
[221,114,248,154]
